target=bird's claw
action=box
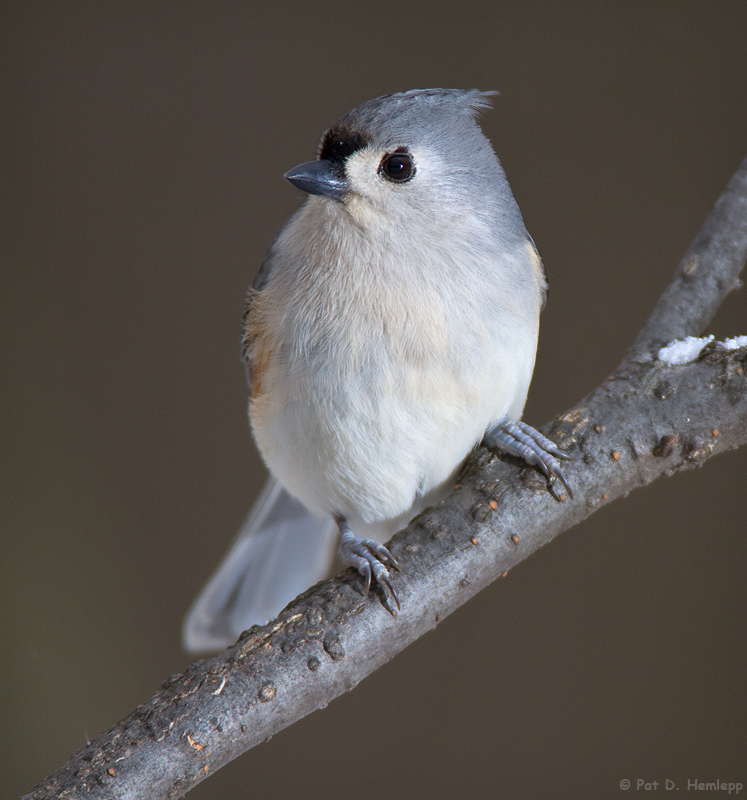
[484,419,574,500]
[338,529,400,613]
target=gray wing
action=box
[183,478,337,653]
[242,252,276,392]
[526,234,548,309]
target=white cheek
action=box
[344,147,442,206]
[344,148,386,198]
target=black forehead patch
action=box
[318,127,369,163]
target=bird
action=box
[183,88,571,653]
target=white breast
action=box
[249,197,542,525]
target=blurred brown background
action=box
[2,3,746,798]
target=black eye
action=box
[380,151,415,183]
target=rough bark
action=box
[21,155,747,800]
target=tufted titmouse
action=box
[183,89,571,652]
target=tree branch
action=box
[22,155,747,800]
[624,155,747,366]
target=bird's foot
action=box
[484,419,573,500]
[336,517,400,613]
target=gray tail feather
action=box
[182,478,337,653]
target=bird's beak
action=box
[284,159,348,202]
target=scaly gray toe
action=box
[484,419,573,500]
[338,529,399,611]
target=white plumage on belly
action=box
[249,195,541,526]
